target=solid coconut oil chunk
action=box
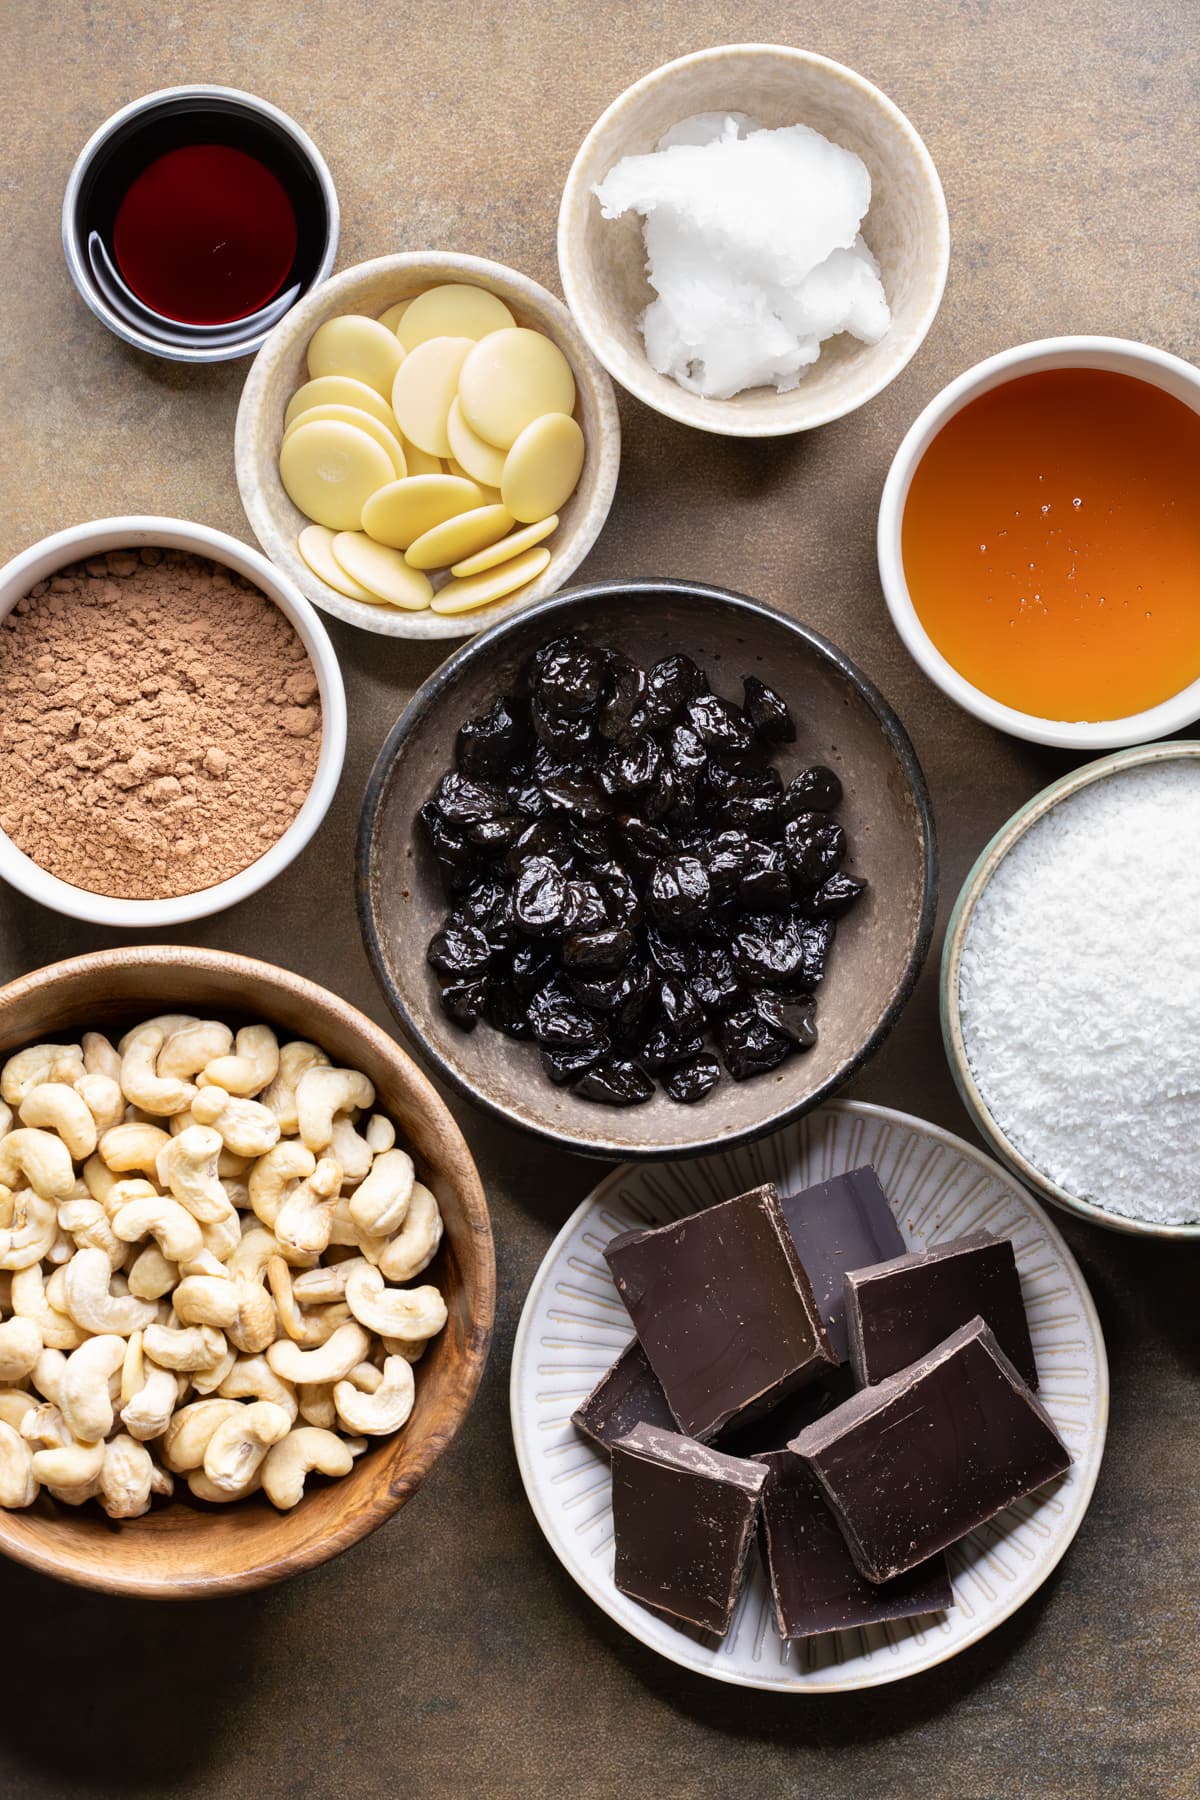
[501,412,585,523]
[279,421,396,531]
[451,514,557,578]
[397,283,516,350]
[283,405,406,476]
[297,524,378,601]
[430,544,552,614]
[331,533,435,609]
[405,504,515,571]
[361,474,485,550]
[458,329,577,448]
[447,396,508,488]
[306,315,407,397]
[391,336,474,456]
[284,375,399,433]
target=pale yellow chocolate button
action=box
[297,525,378,601]
[361,474,485,550]
[401,438,444,478]
[390,336,473,457]
[396,283,516,351]
[377,298,416,333]
[405,504,515,571]
[331,533,434,610]
[284,376,397,432]
[279,421,395,531]
[283,405,406,477]
[457,329,577,449]
[450,514,558,577]
[500,412,585,523]
[306,315,406,397]
[430,545,552,614]
[446,396,507,488]
[444,459,502,503]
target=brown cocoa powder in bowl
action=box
[0,548,322,899]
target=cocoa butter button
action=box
[501,413,585,522]
[396,282,516,351]
[279,422,395,531]
[457,328,577,449]
[404,504,515,571]
[361,474,485,551]
[284,376,398,433]
[283,404,406,477]
[444,458,501,502]
[446,396,507,488]
[390,336,474,457]
[450,514,557,578]
[330,533,434,611]
[306,315,406,397]
[429,544,552,614]
[377,298,416,333]
[399,437,444,478]
[297,523,378,602]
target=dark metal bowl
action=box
[356,580,937,1161]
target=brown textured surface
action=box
[0,1,1196,1795]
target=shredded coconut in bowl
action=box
[958,760,1200,1227]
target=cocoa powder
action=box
[0,548,322,899]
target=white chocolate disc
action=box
[450,514,558,578]
[401,437,445,478]
[446,396,507,488]
[284,376,398,432]
[279,420,395,531]
[306,315,407,397]
[361,474,485,550]
[297,525,378,600]
[390,336,474,457]
[283,405,406,477]
[405,504,515,571]
[430,545,552,614]
[377,298,417,333]
[500,412,585,523]
[396,283,516,351]
[331,533,435,610]
[457,329,577,449]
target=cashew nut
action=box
[112,1193,204,1265]
[30,1346,66,1405]
[58,1196,126,1269]
[0,1102,10,1142]
[18,1083,98,1161]
[60,1335,126,1442]
[266,1321,369,1385]
[191,1090,280,1159]
[126,1244,179,1300]
[189,1342,238,1396]
[345,1265,447,1345]
[31,1435,106,1489]
[63,1247,157,1336]
[364,1114,396,1155]
[2,1191,68,1271]
[348,1148,415,1238]
[159,1127,232,1224]
[333,1355,415,1436]
[296,1382,336,1428]
[0,1389,38,1430]
[20,1399,71,1447]
[290,1257,370,1305]
[262,1425,353,1508]
[99,1433,156,1518]
[260,1041,329,1135]
[373,1183,444,1285]
[275,1156,342,1261]
[81,1153,121,1210]
[120,1358,179,1440]
[172,1274,238,1330]
[247,1140,315,1228]
[217,1353,298,1420]
[143,1321,226,1372]
[118,1015,198,1057]
[199,1025,280,1098]
[295,1066,374,1154]
[330,1114,374,1185]
[9,1265,86,1349]
[99,1122,172,1178]
[226,1226,280,1282]
[0,1129,77,1201]
[203,1399,290,1493]
[2,1044,84,1108]
[162,1399,243,1473]
[157,1020,234,1081]
[82,1032,122,1081]
[73,1071,125,1135]
[118,1026,196,1117]
[187,1466,262,1504]
[0,1316,42,1382]
[0,1420,37,1507]
[266,1257,352,1348]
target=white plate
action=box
[510,1101,1108,1692]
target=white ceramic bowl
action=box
[0,517,347,927]
[235,253,621,640]
[878,335,1200,749]
[558,44,949,437]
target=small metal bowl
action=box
[357,579,937,1161]
[62,85,339,363]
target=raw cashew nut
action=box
[127,1244,179,1300]
[159,1127,232,1224]
[199,1025,280,1098]
[345,1265,447,1344]
[81,1154,120,1210]
[2,1192,68,1271]
[99,1122,172,1178]
[112,1193,204,1264]
[291,1257,370,1305]
[297,1382,336,1428]
[247,1141,315,1228]
[364,1114,395,1155]
[190,1092,280,1159]
[172,1275,238,1330]
[260,1041,329,1135]
[262,1426,353,1508]
[296,1066,375,1154]
[10,1265,85,1349]
[18,1084,98,1161]
[31,1435,106,1489]
[266,1257,352,1348]
[58,1197,126,1269]
[61,1335,126,1442]
[82,1032,122,1081]
[202,1399,290,1493]
[99,1433,155,1518]
[31,1346,66,1405]
[0,1390,38,1430]
[118,1027,196,1117]
[0,1129,77,1201]
[348,1148,414,1238]
[73,1071,125,1135]
[118,1015,198,1057]
[20,1400,71,1447]
[0,1101,10,1141]
[275,1156,342,1261]
[0,1420,37,1507]
[162,1399,243,1473]
[156,1021,233,1081]
[63,1247,157,1335]
[330,1115,373,1185]
[226,1226,281,1282]
[187,1467,263,1504]
[374,1183,444,1285]
[0,1316,42,1382]
[120,1358,178,1440]
[189,1342,238,1396]
[217,1353,298,1420]
[266,1321,370,1385]
[143,1321,226,1372]
[199,1208,242,1263]
[2,1044,85,1108]
[333,1355,415,1436]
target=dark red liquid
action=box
[112,143,298,326]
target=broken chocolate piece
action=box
[778,1166,905,1363]
[604,1184,836,1442]
[719,1363,857,1458]
[844,1229,1038,1389]
[794,1316,1071,1584]
[756,1449,953,1640]
[611,1423,767,1636]
[572,1340,677,1451]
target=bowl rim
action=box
[557,41,950,438]
[356,577,939,1161]
[877,334,1200,748]
[61,83,340,365]
[940,739,1200,1239]
[234,249,621,640]
[0,515,348,928]
[0,943,496,1596]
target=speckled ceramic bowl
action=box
[942,741,1200,1239]
[357,580,938,1162]
[558,45,949,437]
[235,252,621,639]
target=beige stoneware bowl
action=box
[236,252,621,639]
[558,44,950,436]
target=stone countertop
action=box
[0,1,1196,1795]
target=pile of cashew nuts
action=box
[0,1016,447,1516]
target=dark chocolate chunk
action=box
[794,1316,1072,1584]
[719,1363,857,1458]
[604,1183,836,1442]
[611,1423,767,1636]
[777,1167,906,1364]
[845,1231,1039,1389]
[572,1340,678,1450]
[756,1449,953,1641]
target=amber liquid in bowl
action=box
[901,368,1200,721]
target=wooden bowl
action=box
[357,580,937,1161]
[235,252,621,640]
[0,946,494,1597]
[558,45,949,436]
